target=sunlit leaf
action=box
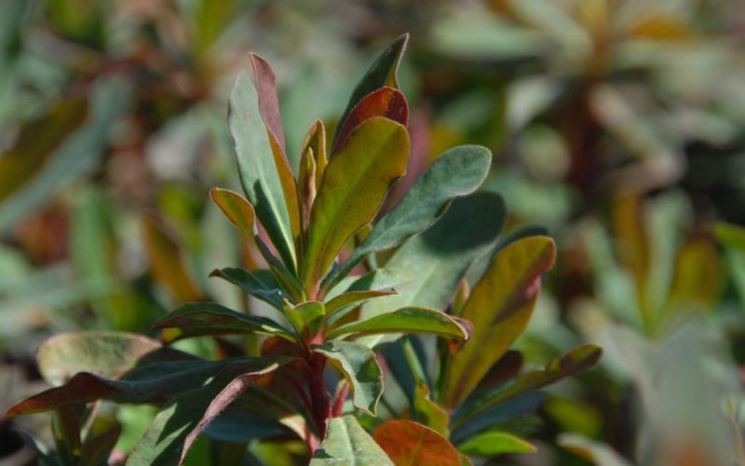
[302,117,410,296]
[327,306,469,342]
[229,69,296,271]
[300,119,328,191]
[326,145,493,290]
[457,431,536,456]
[324,289,397,316]
[285,300,325,338]
[36,332,162,386]
[314,341,383,415]
[373,419,461,466]
[209,187,256,240]
[413,384,450,436]
[153,303,294,343]
[332,86,409,154]
[441,236,556,408]
[310,415,392,465]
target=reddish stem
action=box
[307,352,329,453]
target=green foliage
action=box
[5,36,598,465]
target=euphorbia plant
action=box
[5,34,600,465]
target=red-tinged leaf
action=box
[325,289,397,316]
[179,363,281,465]
[142,216,203,304]
[302,117,410,297]
[298,146,317,233]
[249,53,286,152]
[209,187,256,240]
[269,130,302,245]
[441,236,556,408]
[332,87,409,155]
[81,424,121,466]
[6,372,119,417]
[373,420,461,466]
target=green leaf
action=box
[80,424,121,466]
[325,289,397,316]
[229,69,296,271]
[52,407,82,464]
[153,302,295,343]
[209,187,256,240]
[284,300,325,338]
[302,117,410,295]
[310,415,392,466]
[457,431,536,457]
[326,145,492,290]
[327,306,470,342]
[373,419,461,466]
[210,267,285,310]
[454,345,602,427]
[558,433,633,466]
[359,193,504,346]
[36,332,162,386]
[441,235,556,408]
[413,384,450,437]
[125,359,282,466]
[314,341,383,415]
[333,33,409,148]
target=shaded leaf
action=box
[373,419,460,466]
[142,216,203,304]
[179,363,281,465]
[209,187,256,240]
[360,193,504,346]
[326,145,492,290]
[314,341,383,415]
[333,33,409,148]
[332,86,409,154]
[210,267,285,310]
[441,236,556,408]
[454,345,602,427]
[451,392,544,443]
[80,424,121,466]
[327,306,470,342]
[457,431,536,457]
[666,237,724,310]
[558,433,633,466]
[413,384,450,436]
[153,302,294,343]
[310,415,392,465]
[302,117,410,296]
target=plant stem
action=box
[307,352,329,453]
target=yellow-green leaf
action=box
[209,187,255,240]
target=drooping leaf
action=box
[229,69,296,271]
[302,117,410,296]
[457,431,536,457]
[333,33,409,148]
[142,216,203,304]
[284,300,325,338]
[454,345,602,427]
[373,420,461,466]
[179,363,282,465]
[326,145,493,290]
[441,236,556,408]
[359,193,504,346]
[310,415,392,465]
[36,332,163,386]
[153,302,294,343]
[210,267,285,310]
[327,306,470,342]
[125,358,283,466]
[6,355,278,417]
[314,341,383,415]
[209,187,256,240]
[332,86,409,154]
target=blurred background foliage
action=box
[1,0,744,465]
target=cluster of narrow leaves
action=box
[5,35,600,465]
